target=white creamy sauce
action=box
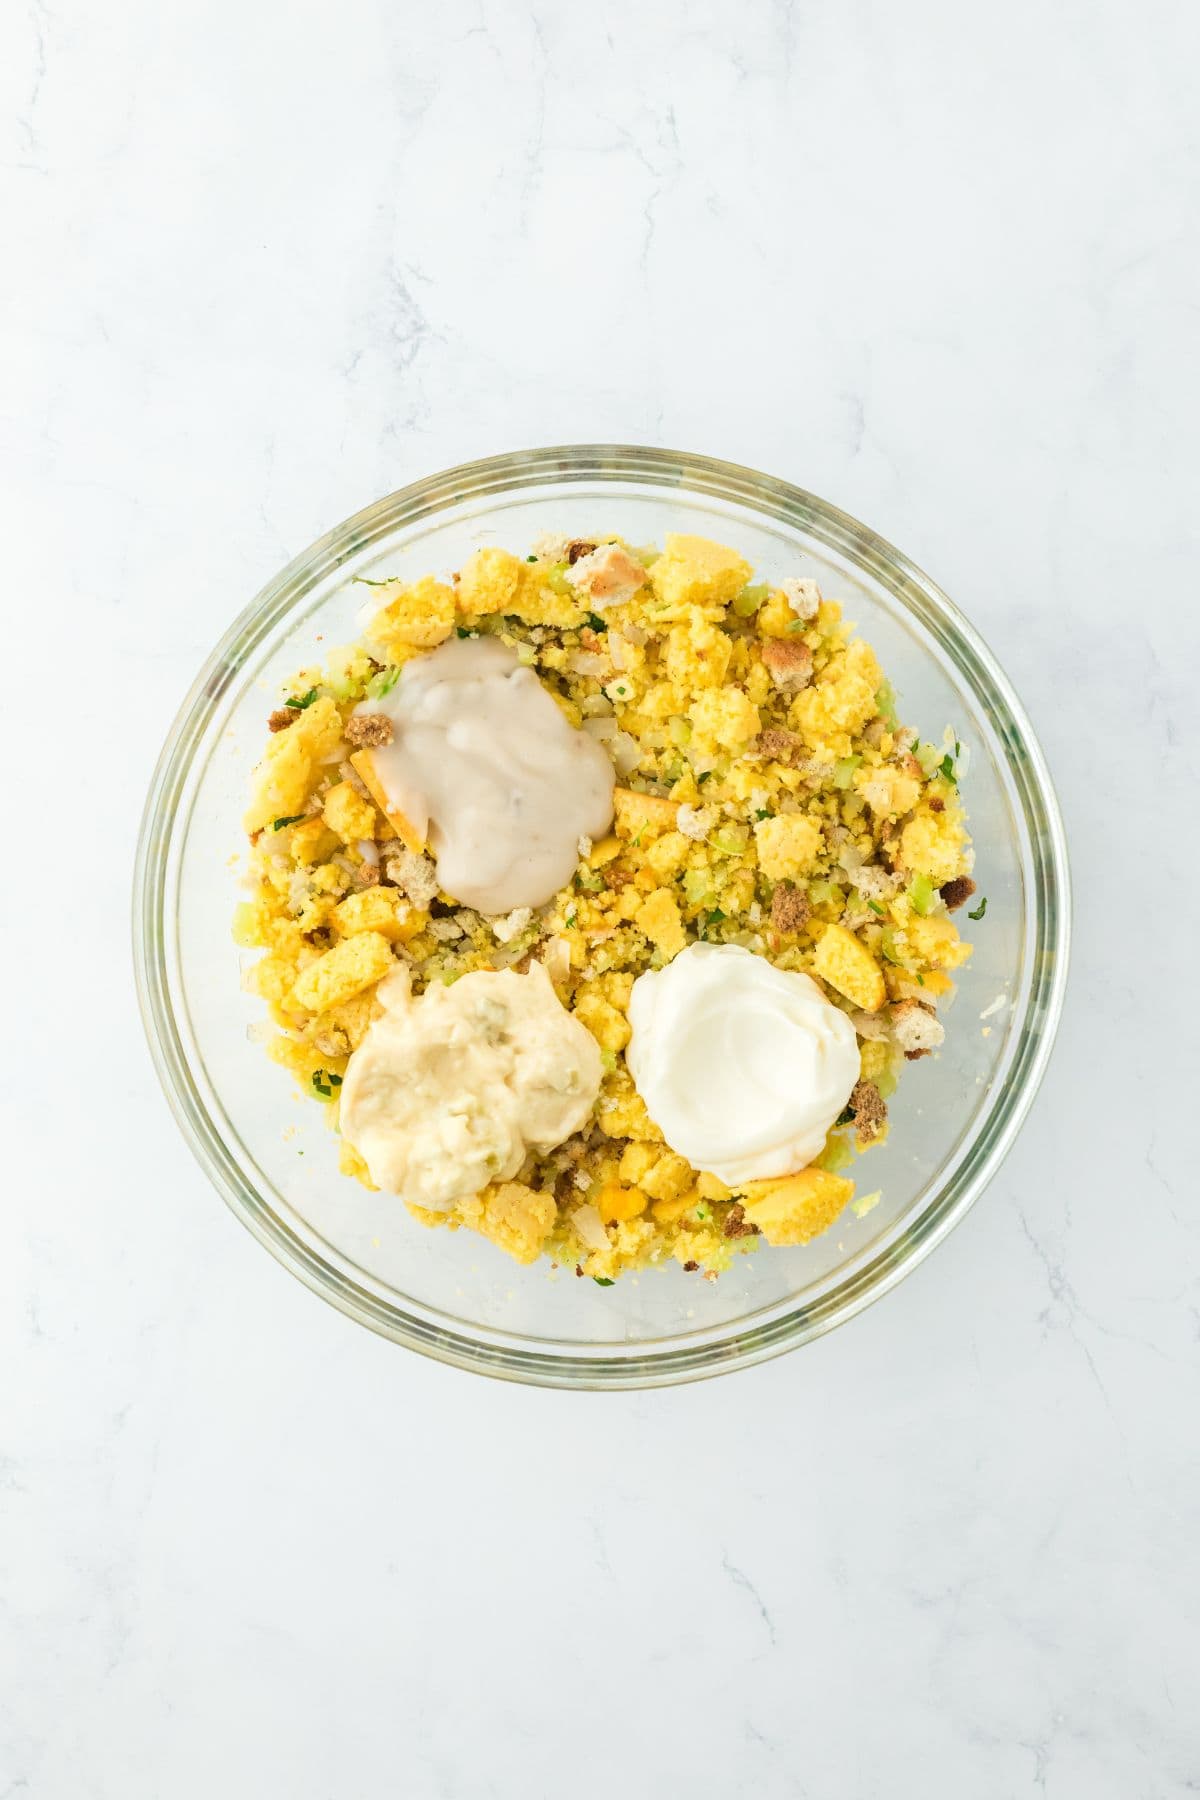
[356,635,614,914]
[339,963,602,1209]
[626,942,860,1186]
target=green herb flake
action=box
[271,814,305,832]
[455,626,476,639]
[867,900,885,916]
[586,613,608,633]
[968,895,988,921]
[697,770,714,784]
[564,909,577,928]
[526,554,538,563]
[311,1071,333,1098]
[285,687,318,711]
[593,1276,615,1287]
[755,808,771,820]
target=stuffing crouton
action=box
[770,882,812,933]
[343,712,394,749]
[760,637,813,692]
[383,847,440,908]
[890,998,945,1058]
[566,542,647,608]
[848,1078,887,1145]
[940,875,977,911]
[779,576,821,620]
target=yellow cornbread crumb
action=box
[634,888,687,958]
[331,888,424,943]
[649,533,752,611]
[322,781,377,844]
[476,1181,557,1265]
[741,1168,856,1246]
[362,576,456,654]
[754,813,823,880]
[812,922,887,1012]
[290,931,394,1014]
[244,696,343,833]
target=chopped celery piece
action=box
[807,878,844,908]
[546,564,574,598]
[851,1190,882,1219]
[816,1132,854,1174]
[875,681,899,728]
[366,665,402,699]
[668,716,693,748]
[833,754,863,790]
[908,873,935,915]
[683,868,717,908]
[711,823,749,856]
[732,582,767,618]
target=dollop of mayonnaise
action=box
[339,962,602,1209]
[625,942,860,1186]
[355,635,614,914]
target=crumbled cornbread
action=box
[237,533,975,1281]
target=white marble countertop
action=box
[4,1,1197,1794]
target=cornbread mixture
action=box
[235,532,977,1282]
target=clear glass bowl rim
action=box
[133,444,1071,1389]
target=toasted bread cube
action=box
[613,787,679,841]
[754,813,823,880]
[348,750,426,852]
[322,780,378,845]
[332,887,424,943]
[478,1181,556,1265]
[289,930,393,1014]
[741,1167,855,1246]
[812,921,886,1012]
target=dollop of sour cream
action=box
[356,635,614,914]
[340,963,602,1209]
[625,942,860,1186]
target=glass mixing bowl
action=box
[134,446,1070,1387]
